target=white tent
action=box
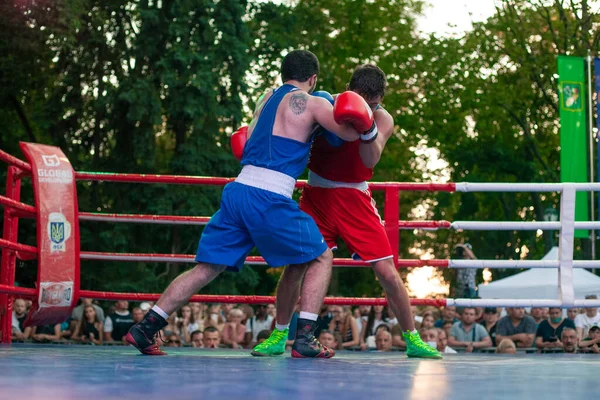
[478,247,600,299]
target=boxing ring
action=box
[1,143,600,400]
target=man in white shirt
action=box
[575,295,600,341]
[245,305,273,345]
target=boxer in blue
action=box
[126,50,378,357]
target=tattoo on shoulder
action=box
[289,92,308,115]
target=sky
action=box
[417,0,498,36]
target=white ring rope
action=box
[455,182,600,192]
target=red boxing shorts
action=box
[299,185,393,262]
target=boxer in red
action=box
[254,64,441,359]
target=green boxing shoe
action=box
[251,328,289,357]
[403,330,443,359]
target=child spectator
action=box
[318,330,340,351]
[496,339,517,354]
[256,329,271,345]
[11,298,30,341]
[579,326,600,353]
[574,296,600,341]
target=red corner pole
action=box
[0,166,23,344]
[384,187,400,267]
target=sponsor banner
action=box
[39,281,74,308]
[558,56,589,238]
[19,142,80,326]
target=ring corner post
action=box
[0,166,23,344]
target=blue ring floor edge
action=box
[0,344,595,400]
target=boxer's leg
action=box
[156,263,226,315]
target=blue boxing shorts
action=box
[195,181,328,272]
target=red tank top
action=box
[308,134,373,182]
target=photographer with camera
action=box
[454,243,477,298]
[535,307,576,351]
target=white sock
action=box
[299,311,318,321]
[275,323,290,331]
[151,305,168,320]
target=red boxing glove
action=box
[231,126,248,161]
[333,91,378,143]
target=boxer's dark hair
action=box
[281,50,319,82]
[349,64,387,99]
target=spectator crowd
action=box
[10,295,600,354]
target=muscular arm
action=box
[247,91,271,139]
[359,108,395,168]
[309,96,361,141]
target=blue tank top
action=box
[241,84,313,179]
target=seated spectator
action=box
[11,298,30,341]
[420,327,439,349]
[139,302,152,315]
[496,338,517,354]
[71,298,104,328]
[561,327,579,353]
[204,304,226,333]
[530,307,548,326]
[355,305,371,339]
[375,329,393,352]
[496,307,536,348]
[189,303,205,328]
[31,324,61,343]
[318,330,340,351]
[442,320,453,340]
[579,326,600,353]
[535,307,576,351]
[329,306,360,349]
[391,324,406,349]
[315,305,333,339]
[481,307,499,346]
[387,309,398,326]
[574,296,600,341]
[244,304,273,346]
[203,326,221,348]
[162,313,181,339]
[132,307,144,324]
[190,330,203,348]
[420,312,435,330]
[178,304,200,344]
[434,306,458,328]
[222,308,246,349]
[567,307,579,321]
[103,300,134,343]
[436,328,457,354]
[72,304,103,345]
[256,329,271,345]
[448,307,492,352]
[165,333,181,347]
[360,305,389,350]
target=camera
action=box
[455,246,465,258]
[548,337,558,342]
